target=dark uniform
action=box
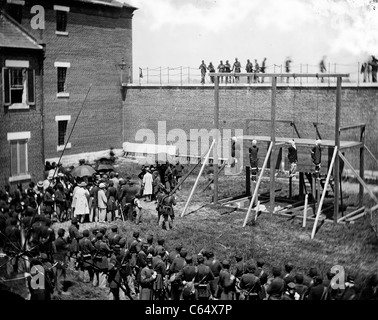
[238,264,261,300]
[93,233,112,288]
[78,230,95,283]
[68,218,82,271]
[156,192,176,230]
[53,229,69,294]
[169,250,187,300]
[205,252,222,298]
[179,256,197,300]
[218,261,236,300]
[195,256,214,300]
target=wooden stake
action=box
[338,206,365,223]
[181,140,215,217]
[243,142,273,227]
[311,146,338,239]
[303,194,308,228]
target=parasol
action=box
[71,164,96,177]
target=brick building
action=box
[3,0,137,164]
[0,10,45,188]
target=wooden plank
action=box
[339,123,366,131]
[270,76,277,216]
[346,211,366,221]
[303,194,309,228]
[214,75,220,203]
[181,140,215,217]
[311,146,338,239]
[338,207,365,223]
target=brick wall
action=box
[20,1,134,160]
[123,85,378,172]
[0,51,45,189]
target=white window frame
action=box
[4,60,32,110]
[54,62,70,97]
[7,131,31,182]
[6,0,25,5]
[54,5,70,36]
[55,115,72,151]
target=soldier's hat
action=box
[197,255,205,264]
[235,253,243,261]
[72,217,78,224]
[99,227,106,235]
[222,260,230,268]
[111,225,118,232]
[185,255,193,263]
[92,228,99,234]
[83,229,90,237]
[96,233,103,240]
[114,245,121,251]
[133,231,140,238]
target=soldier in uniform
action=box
[156,186,176,230]
[108,245,122,300]
[107,225,119,248]
[78,229,95,283]
[179,255,198,300]
[53,228,70,295]
[168,248,188,300]
[152,248,168,300]
[231,58,241,83]
[224,60,231,84]
[238,262,261,300]
[232,253,246,300]
[195,255,214,300]
[245,59,253,84]
[68,217,82,271]
[218,260,236,300]
[204,251,222,299]
[266,266,285,300]
[93,232,112,288]
[139,254,157,300]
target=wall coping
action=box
[123,83,378,90]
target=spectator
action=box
[224,60,231,84]
[285,56,292,83]
[97,182,107,222]
[207,62,215,84]
[245,59,253,84]
[199,60,207,84]
[254,59,260,83]
[217,60,225,83]
[231,57,241,83]
[369,55,378,83]
[260,57,267,83]
[319,56,327,83]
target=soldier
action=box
[169,248,188,300]
[195,255,214,300]
[53,228,70,295]
[283,262,295,284]
[108,245,122,300]
[218,260,236,300]
[231,57,241,83]
[207,62,215,84]
[179,255,198,300]
[152,248,168,300]
[232,253,246,300]
[245,59,253,84]
[68,217,82,271]
[224,60,231,84]
[93,232,112,288]
[107,225,119,248]
[139,254,157,300]
[266,266,285,300]
[282,282,300,300]
[217,60,225,83]
[204,251,223,299]
[156,187,176,230]
[28,253,55,300]
[238,262,261,300]
[146,234,155,255]
[78,229,95,284]
[254,59,260,83]
[294,272,308,300]
[199,60,207,84]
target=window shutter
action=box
[27,69,35,105]
[2,68,11,106]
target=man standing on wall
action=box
[199,60,207,84]
[319,56,327,83]
[232,58,241,83]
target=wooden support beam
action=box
[338,152,378,204]
[311,146,338,239]
[303,194,309,228]
[181,140,215,217]
[334,76,341,223]
[360,126,366,208]
[243,142,273,227]
[338,207,365,223]
[339,123,366,131]
[346,211,366,221]
[246,166,251,196]
[214,75,220,204]
[270,76,277,216]
[365,145,378,167]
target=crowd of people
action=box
[1,157,377,300]
[199,55,378,84]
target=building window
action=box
[56,10,67,32]
[58,120,68,146]
[55,116,71,151]
[57,67,67,93]
[7,131,31,182]
[2,61,35,109]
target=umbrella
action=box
[71,164,96,177]
[97,163,114,172]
